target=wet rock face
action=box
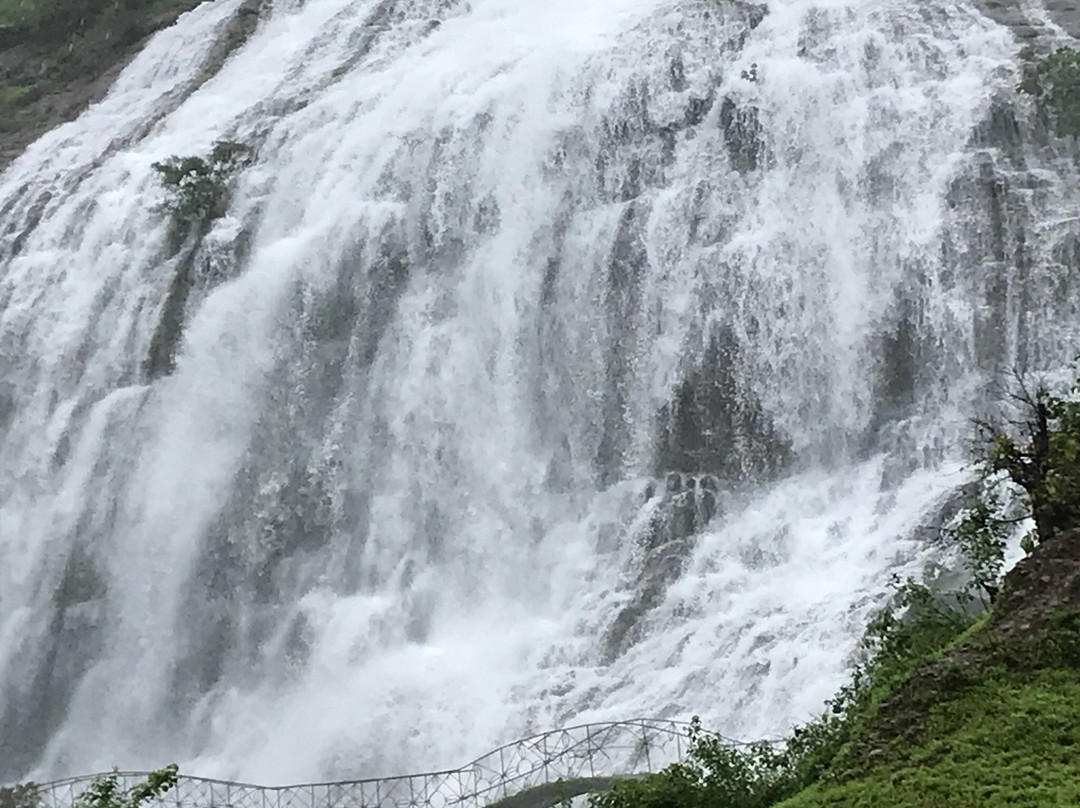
[719,97,764,174]
[0,547,105,778]
[602,474,723,663]
[993,527,1080,636]
[654,330,793,483]
[647,472,722,548]
[1043,0,1080,38]
[971,0,1080,43]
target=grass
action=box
[778,609,1080,806]
[778,669,1080,807]
[587,592,1080,808]
[0,84,33,105]
[0,0,37,28]
[0,0,74,30]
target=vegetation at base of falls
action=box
[73,767,179,808]
[1,766,178,808]
[777,662,1080,806]
[591,584,1080,808]
[590,371,1080,808]
[152,141,251,229]
[589,579,984,808]
[0,783,39,808]
[1020,47,1080,136]
[976,373,1080,548]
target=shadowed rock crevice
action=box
[654,329,792,483]
[165,237,412,709]
[0,547,105,780]
[602,473,724,664]
[719,97,764,173]
[596,202,649,488]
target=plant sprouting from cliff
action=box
[1020,47,1080,136]
[977,372,1080,547]
[73,766,179,808]
[948,492,1009,604]
[152,140,251,222]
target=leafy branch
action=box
[152,141,251,223]
[1019,47,1080,136]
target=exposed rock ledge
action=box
[974,0,1080,44]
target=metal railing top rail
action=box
[29,718,735,792]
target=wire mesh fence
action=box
[26,719,704,808]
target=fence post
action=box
[586,726,594,778]
[643,724,652,772]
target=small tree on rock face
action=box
[951,367,1080,589]
[980,376,1080,545]
[949,491,1010,604]
[152,141,251,223]
[1020,47,1080,136]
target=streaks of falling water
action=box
[2,0,1079,787]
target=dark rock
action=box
[654,328,792,482]
[993,527,1080,636]
[601,473,729,663]
[719,97,764,173]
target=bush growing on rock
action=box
[972,370,1080,548]
[1020,47,1080,136]
[152,140,251,222]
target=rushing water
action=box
[2,0,1080,786]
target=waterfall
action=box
[2,0,1079,785]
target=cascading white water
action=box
[2,0,1080,786]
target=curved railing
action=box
[28,719,735,808]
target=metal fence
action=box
[30,719,711,808]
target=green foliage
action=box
[777,667,1080,807]
[948,493,1008,603]
[980,374,1080,543]
[1020,47,1080,136]
[589,719,794,808]
[74,766,179,808]
[0,783,38,808]
[152,141,251,222]
[590,605,1080,808]
[860,579,972,677]
[0,85,33,107]
[590,580,978,808]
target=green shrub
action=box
[1020,47,1080,136]
[589,719,794,808]
[0,783,38,808]
[152,140,251,222]
[73,766,178,808]
[947,493,1009,604]
[977,372,1080,545]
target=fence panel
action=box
[29,719,735,808]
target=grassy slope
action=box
[777,533,1080,808]
[780,667,1080,807]
[0,0,203,164]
